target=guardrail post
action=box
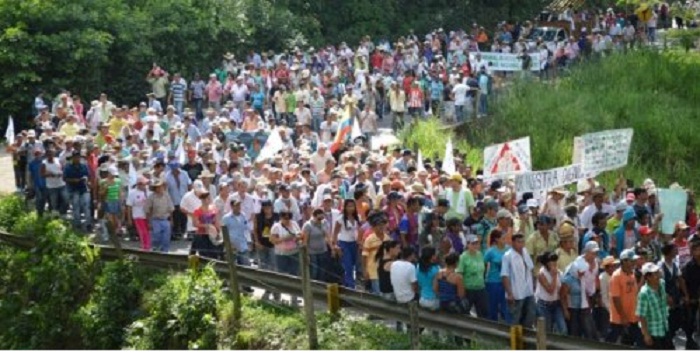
[300,244,318,349]
[510,324,523,350]
[408,301,420,350]
[221,228,241,324]
[188,254,200,270]
[536,317,547,350]
[327,283,340,320]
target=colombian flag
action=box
[330,108,353,153]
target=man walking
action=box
[63,151,92,231]
[501,233,536,328]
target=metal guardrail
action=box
[0,231,630,350]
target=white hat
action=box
[108,166,119,176]
[641,262,660,275]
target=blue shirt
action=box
[222,212,250,252]
[29,158,46,190]
[251,91,265,109]
[170,80,186,102]
[165,170,191,204]
[484,245,510,283]
[63,163,89,194]
[430,80,444,101]
[416,264,439,301]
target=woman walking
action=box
[436,253,468,314]
[457,234,489,318]
[190,190,224,260]
[416,246,440,311]
[484,229,512,323]
[333,199,361,288]
[535,251,567,334]
[376,240,401,301]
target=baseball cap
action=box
[619,248,640,261]
[641,262,660,275]
[496,209,513,220]
[465,234,479,243]
[615,202,629,212]
[583,241,600,254]
[517,204,529,215]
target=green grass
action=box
[407,50,700,190]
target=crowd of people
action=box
[5,3,700,351]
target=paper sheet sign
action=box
[483,137,531,178]
[581,128,633,175]
[658,188,688,235]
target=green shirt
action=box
[284,92,297,113]
[106,178,121,202]
[636,280,668,337]
[456,251,485,290]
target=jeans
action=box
[464,287,489,318]
[486,282,512,324]
[455,105,465,122]
[235,251,251,266]
[567,308,595,339]
[311,114,323,132]
[606,323,643,347]
[647,27,657,43]
[150,218,171,252]
[536,300,567,335]
[69,190,92,229]
[509,296,537,328]
[208,100,221,113]
[47,186,68,215]
[193,98,204,120]
[369,279,380,294]
[478,93,488,116]
[594,307,610,340]
[174,100,185,117]
[309,252,328,281]
[276,253,299,276]
[257,246,276,271]
[34,187,47,217]
[338,240,358,289]
[133,217,151,250]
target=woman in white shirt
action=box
[332,199,361,289]
[535,251,568,335]
[126,177,151,250]
[270,209,301,276]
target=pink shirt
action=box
[206,80,223,102]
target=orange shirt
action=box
[608,268,639,324]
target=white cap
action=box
[641,262,660,275]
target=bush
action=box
[0,220,98,349]
[0,194,26,231]
[124,265,226,350]
[399,119,484,169]
[77,260,143,349]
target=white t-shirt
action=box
[319,121,338,143]
[43,160,65,189]
[390,260,417,303]
[180,191,202,232]
[452,83,468,106]
[126,189,149,219]
[335,217,358,242]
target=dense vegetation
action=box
[0,0,553,126]
[0,195,489,350]
[405,50,700,191]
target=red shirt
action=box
[402,76,414,95]
[370,52,384,70]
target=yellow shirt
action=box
[108,117,127,138]
[526,230,560,271]
[555,247,577,273]
[60,122,81,138]
[362,233,390,280]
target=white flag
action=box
[442,138,456,175]
[5,116,15,146]
[256,129,284,163]
[213,148,222,164]
[416,149,426,172]
[351,117,362,141]
[176,142,186,165]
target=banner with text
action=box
[581,128,634,175]
[658,188,688,235]
[484,137,532,178]
[515,164,586,192]
[469,52,542,72]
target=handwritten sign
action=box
[469,52,542,72]
[515,164,585,192]
[483,137,531,178]
[658,188,688,235]
[581,128,633,175]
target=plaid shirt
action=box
[636,280,669,337]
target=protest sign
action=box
[657,188,688,235]
[470,52,542,72]
[483,137,531,177]
[581,128,633,175]
[515,164,585,192]
[572,136,584,165]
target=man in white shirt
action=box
[580,189,615,231]
[274,184,301,221]
[501,233,536,328]
[229,179,260,239]
[309,144,334,174]
[180,181,204,240]
[390,246,418,304]
[451,78,468,122]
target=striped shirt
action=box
[171,79,187,102]
[408,88,423,108]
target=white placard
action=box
[515,164,585,192]
[572,136,584,165]
[483,137,531,178]
[581,128,634,174]
[469,52,542,72]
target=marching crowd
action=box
[5,5,700,351]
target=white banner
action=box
[470,52,542,72]
[572,136,583,165]
[483,137,531,178]
[515,164,586,192]
[581,128,633,174]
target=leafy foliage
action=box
[124,265,226,350]
[0,194,26,231]
[0,220,98,349]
